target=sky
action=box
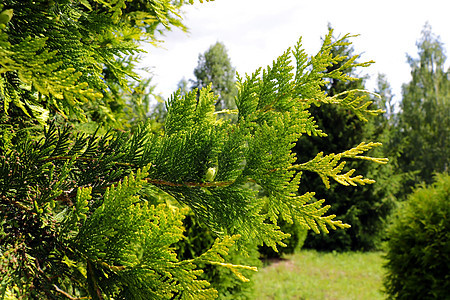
[140,0,450,103]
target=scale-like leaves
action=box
[293,142,388,188]
[1,3,387,295]
[73,166,255,299]
[0,0,188,126]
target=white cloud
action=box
[140,0,450,102]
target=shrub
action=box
[383,173,450,299]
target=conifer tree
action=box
[294,28,394,251]
[1,1,386,298]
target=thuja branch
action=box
[41,156,136,167]
[146,178,235,188]
[53,177,238,205]
[1,196,32,211]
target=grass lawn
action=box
[252,250,386,300]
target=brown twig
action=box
[41,156,135,167]
[53,284,91,300]
[87,260,104,300]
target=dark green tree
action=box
[394,23,449,191]
[191,42,237,110]
[294,28,395,251]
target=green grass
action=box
[252,250,386,300]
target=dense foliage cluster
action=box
[383,173,450,299]
[1,1,386,299]
[0,0,191,132]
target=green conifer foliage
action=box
[295,29,396,251]
[1,2,384,298]
[0,0,189,129]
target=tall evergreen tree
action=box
[191,42,237,110]
[395,23,449,191]
[1,2,386,298]
[294,28,394,251]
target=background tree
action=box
[373,74,396,127]
[393,23,449,193]
[294,28,395,251]
[191,42,237,110]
